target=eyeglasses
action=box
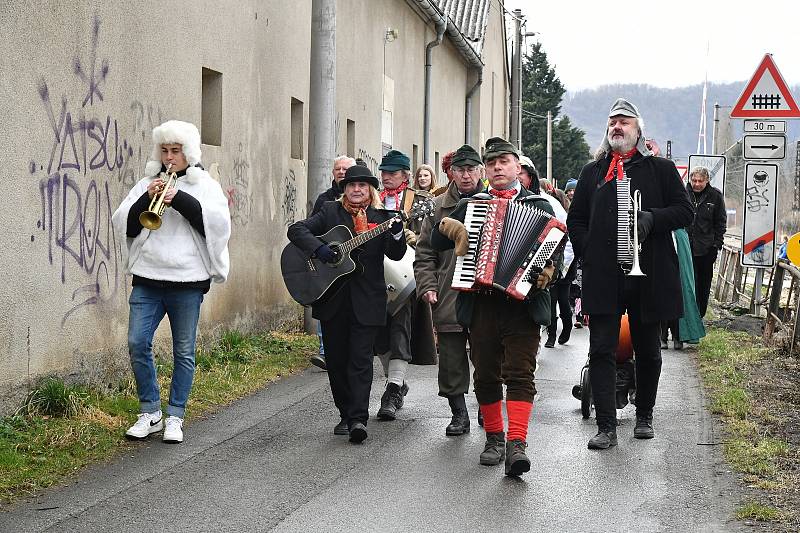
[452,166,480,175]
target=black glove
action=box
[314,244,338,263]
[637,210,654,242]
[389,217,404,235]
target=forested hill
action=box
[562,82,800,162]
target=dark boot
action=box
[557,318,572,344]
[377,382,404,421]
[634,414,655,439]
[445,394,470,436]
[479,432,506,466]
[588,430,618,450]
[544,333,556,348]
[505,440,531,476]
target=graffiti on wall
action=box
[30,15,160,326]
[224,142,254,227]
[357,148,379,176]
[281,169,297,226]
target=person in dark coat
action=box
[431,137,557,477]
[414,144,486,437]
[308,155,356,371]
[567,98,693,450]
[287,165,406,444]
[685,166,726,317]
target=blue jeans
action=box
[128,284,204,418]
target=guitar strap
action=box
[402,189,416,215]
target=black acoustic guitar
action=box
[281,201,434,307]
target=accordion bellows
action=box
[452,199,567,300]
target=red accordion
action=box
[451,199,567,300]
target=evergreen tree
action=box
[520,42,590,188]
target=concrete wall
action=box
[0,0,508,411]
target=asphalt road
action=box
[2,326,754,532]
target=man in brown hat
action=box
[414,144,485,436]
[567,98,692,450]
[430,136,557,476]
[287,165,406,444]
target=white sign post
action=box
[687,154,726,193]
[741,163,779,267]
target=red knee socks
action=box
[479,401,504,433]
[506,400,533,442]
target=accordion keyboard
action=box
[452,202,489,290]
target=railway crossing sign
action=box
[743,134,787,160]
[741,163,779,267]
[687,154,726,193]
[730,54,800,118]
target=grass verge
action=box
[0,330,314,504]
[696,328,791,526]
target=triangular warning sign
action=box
[731,54,800,118]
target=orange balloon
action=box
[616,314,633,363]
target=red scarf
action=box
[341,197,375,234]
[603,147,638,184]
[379,181,408,208]
[489,187,516,199]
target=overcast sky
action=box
[501,0,800,92]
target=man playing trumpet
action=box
[567,99,692,449]
[112,120,231,444]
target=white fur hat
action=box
[145,120,202,177]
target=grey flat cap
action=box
[608,98,641,118]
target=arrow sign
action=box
[743,134,786,160]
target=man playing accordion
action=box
[430,137,557,477]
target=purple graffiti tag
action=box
[73,16,109,108]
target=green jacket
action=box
[429,189,557,328]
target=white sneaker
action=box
[125,411,163,439]
[163,416,184,443]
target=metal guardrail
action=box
[763,259,800,356]
[713,244,771,315]
[716,238,800,354]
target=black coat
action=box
[311,180,342,216]
[686,183,726,256]
[430,188,556,327]
[287,201,406,326]
[567,154,693,322]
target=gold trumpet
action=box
[139,164,178,230]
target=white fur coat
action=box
[112,166,231,283]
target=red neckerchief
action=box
[379,181,408,208]
[489,187,516,199]
[603,147,638,184]
[341,197,375,234]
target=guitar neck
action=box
[341,218,396,254]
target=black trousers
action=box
[375,296,413,362]
[588,276,662,431]
[437,331,470,397]
[693,251,717,317]
[321,295,379,427]
[547,282,572,338]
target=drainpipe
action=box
[465,70,483,145]
[424,14,447,164]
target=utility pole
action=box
[509,9,523,149]
[712,103,720,154]
[546,110,553,185]
[306,0,336,333]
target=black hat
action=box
[340,164,379,189]
[451,144,482,167]
[483,136,519,162]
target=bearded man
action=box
[567,99,692,450]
